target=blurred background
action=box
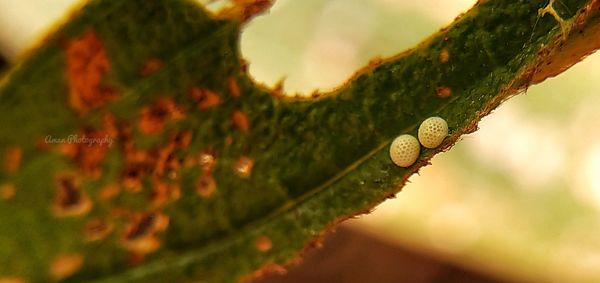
[1,0,600,282]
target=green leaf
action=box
[0,0,599,282]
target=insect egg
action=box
[418,117,448,148]
[389,134,420,167]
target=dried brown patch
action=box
[122,212,169,254]
[228,77,241,98]
[196,172,216,198]
[232,110,250,133]
[255,236,272,252]
[52,174,92,217]
[234,156,254,178]
[188,87,221,109]
[139,58,163,76]
[138,97,185,135]
[83,218,114,242]
[439,48,450,63]
[1,184,16,200]
[4,147,22,174]
[66,30,118,115]
[435,86,452,98]
[49,253,84,280]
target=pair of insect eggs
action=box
[389,117,448,167]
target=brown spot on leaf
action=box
[439,49,450,63]
[196,172,216,198]
[49,254,83,280]
[121,166,144,192]
[55,118,116,178]
[199,149,216,171]
[72,127,112,178]
[83,218,114,242]
[153,142,176,177]
[172,131,193,149]
[232,110,250,132]
[53,174,92,217]
[138,97,185,135]
[234,156,254,178]
[255,236,272,252]
[102,112,119,138]
[66,30,118,115]
[98,183,120,200]
[125,213,162,239]
[435,86,452,98]
[4,146,22,174]
[139,58,163,76]
[119,124,189,193]
[228,77,241,98]
[1,184,16,200]
[122,212,169,254]
[170,184,181,200]
[188,87,220,109]
[57,143,78,159]
[150,179,180,207]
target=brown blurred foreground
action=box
[254,225,507,283]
